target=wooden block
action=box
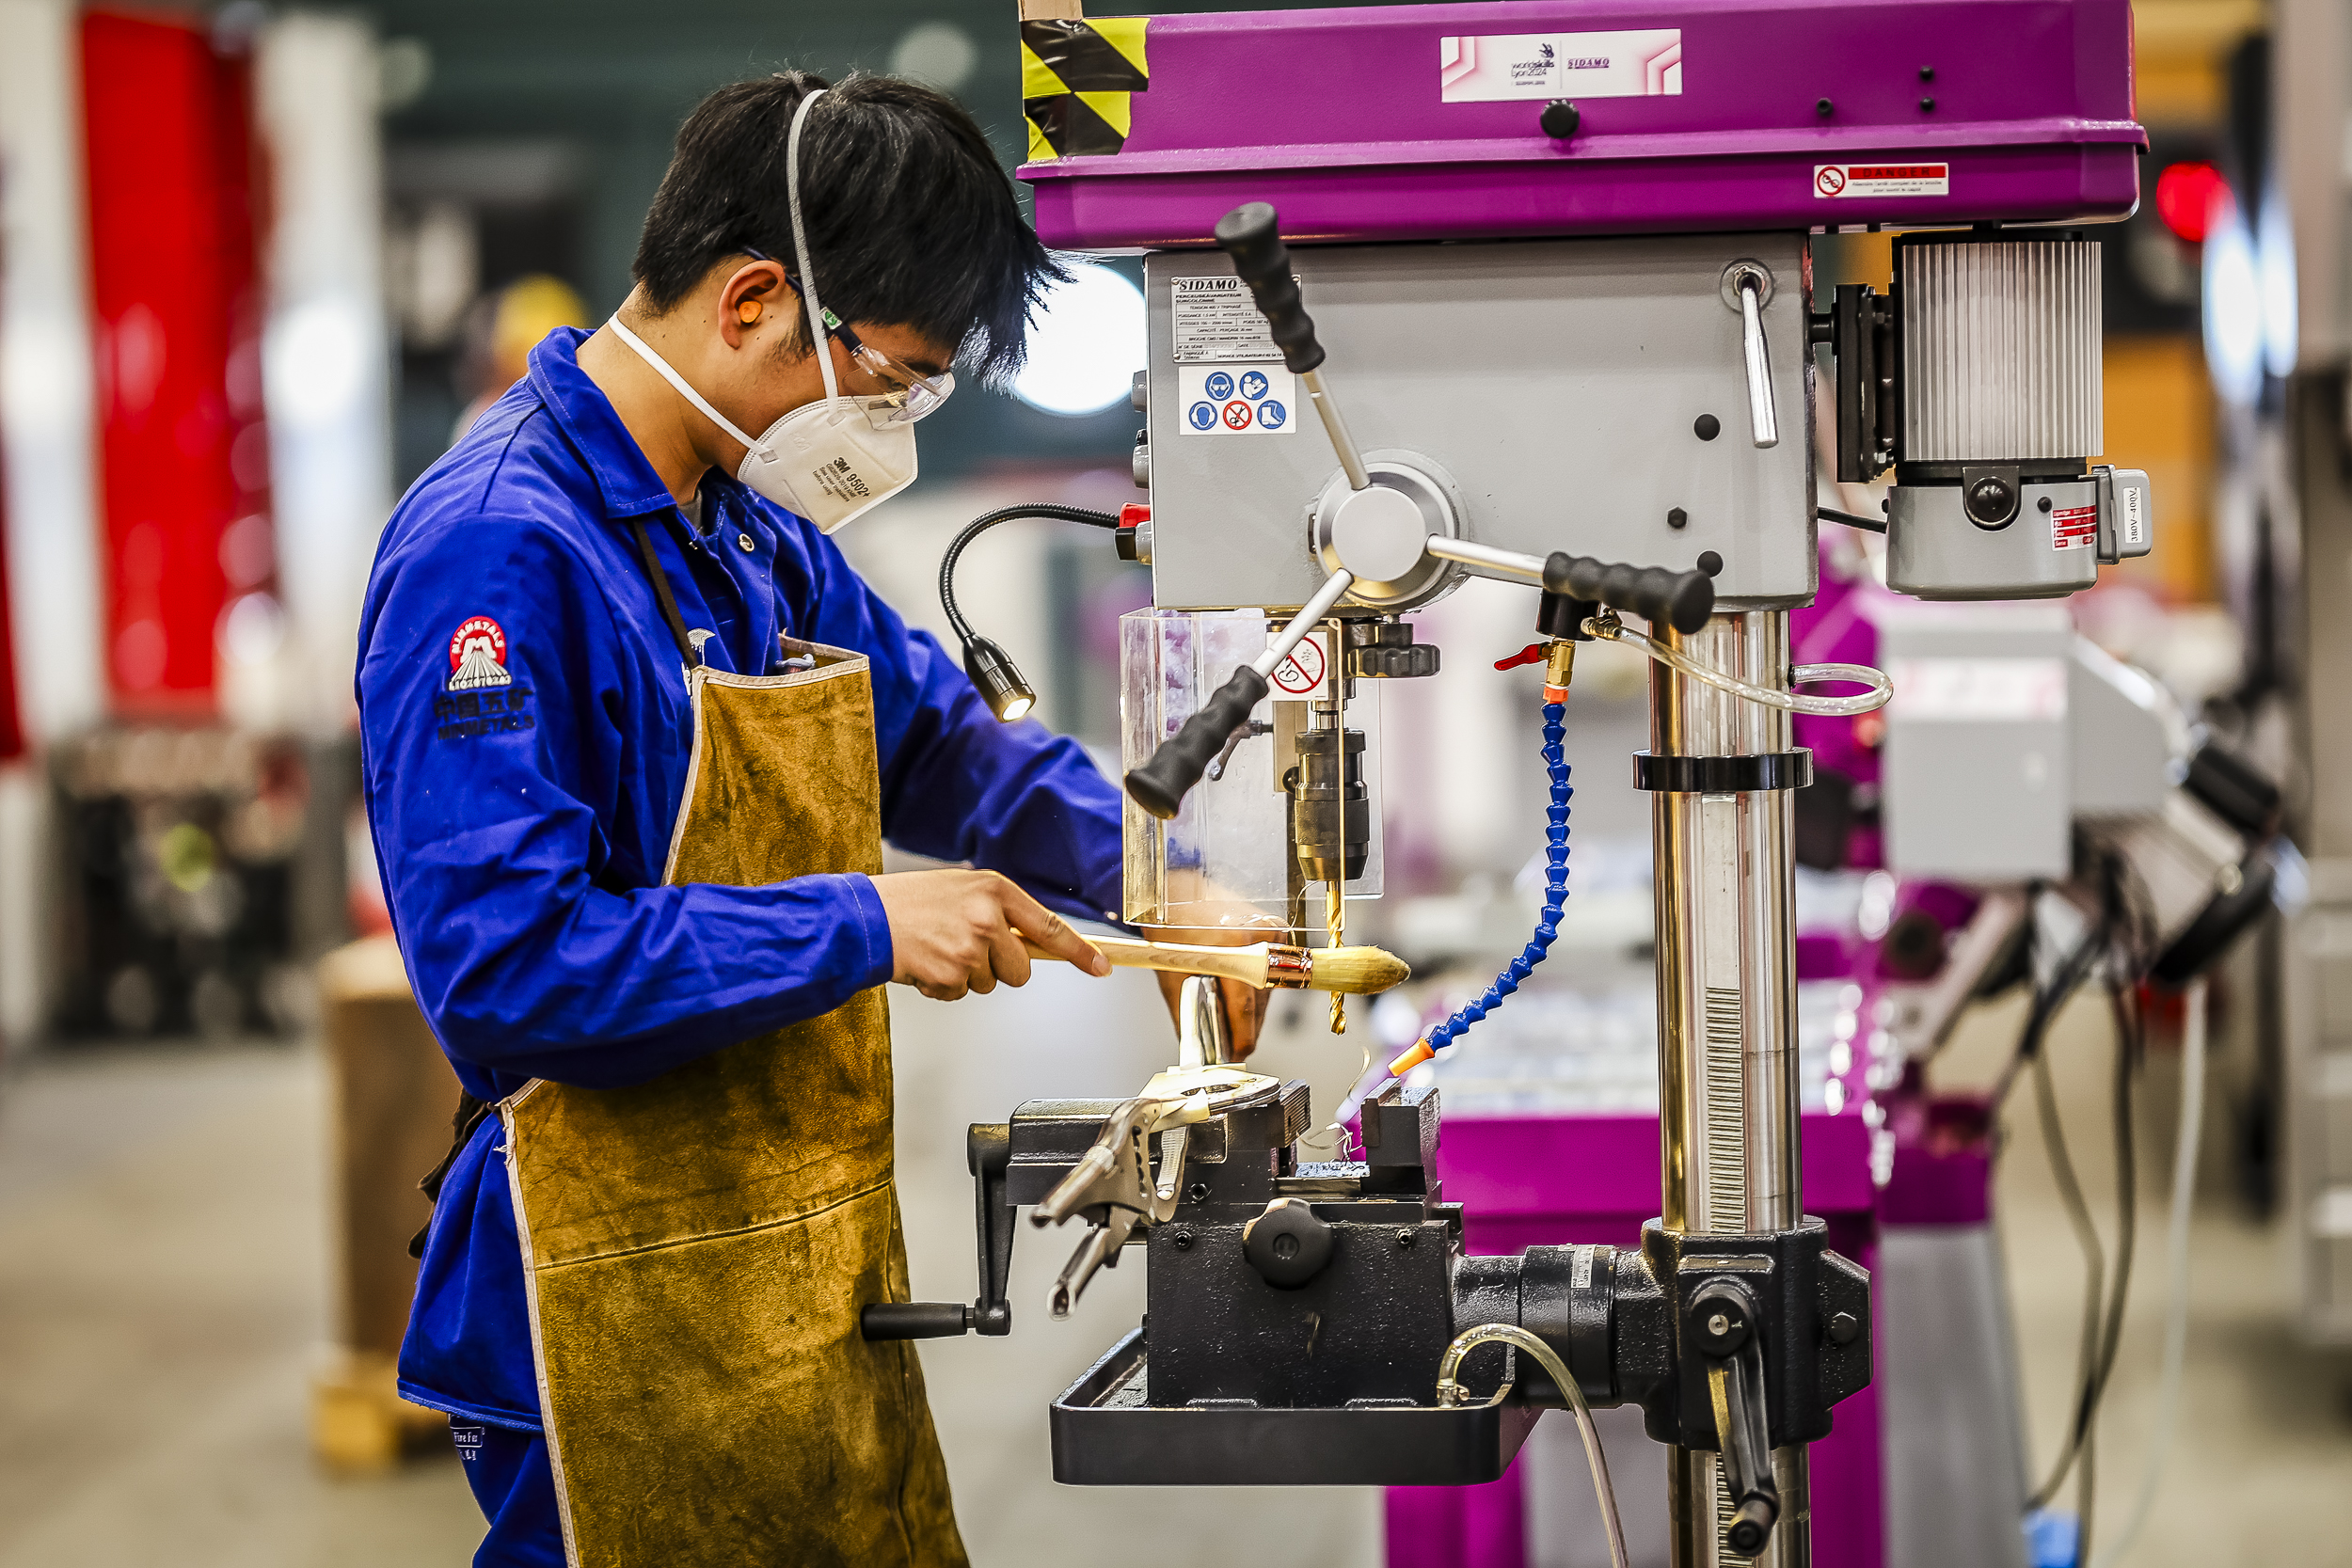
[310,1350,449,1474]
[320,936,464,1360]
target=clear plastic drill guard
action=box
[1120,608,1382,935]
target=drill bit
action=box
[1327,882,1345,1034]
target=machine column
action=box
[1649,610,1809,1568]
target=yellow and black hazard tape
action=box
[1021,16,1149,160]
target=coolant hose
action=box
[1388,702,1569,1077]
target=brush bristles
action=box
[1309,945,1412,995]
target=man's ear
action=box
[717,258,787,351]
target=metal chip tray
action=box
[1049,1328,1542,1486]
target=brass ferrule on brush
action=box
[1263,946,1313,988]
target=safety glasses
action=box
[747,249,956,426]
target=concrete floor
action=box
[1,965,2345,1567]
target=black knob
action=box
[1126,665,1273,819]
[1345,623,1440,678]
[1964,474,2019,528]
[1242,1197,1333,1289]
[1542,552,1715,634]
[1213,204,1325,374]
[1727,1497,1775,1557]
[1539,100,1581,139]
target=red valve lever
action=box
[1493,643,1545,672]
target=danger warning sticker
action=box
[2052,503,2099,551]
[1814,163,1950,198]
[1176,364,1295,436]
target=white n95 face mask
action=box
[605,88,918,533]
[606,317,916,535]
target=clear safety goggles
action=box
[749,249,956,426]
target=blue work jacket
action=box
[359,327,1124,1430]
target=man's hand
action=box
[872,869,1107,1001]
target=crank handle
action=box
[1215,202,1370,491]
[1125,567,1356,819]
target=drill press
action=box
[875,4,2154,1562]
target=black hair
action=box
[631,71,1063,384]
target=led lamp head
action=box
[963,637,1037,723]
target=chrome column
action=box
[1649,610,1808,1568]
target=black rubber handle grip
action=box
[861,1302,971,1340]
[1213,203,1325,374]
[1543,553,1715,635]
[1125,665,1273,820]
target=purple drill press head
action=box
[1020,0,2143,249]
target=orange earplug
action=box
[738,299,763,325]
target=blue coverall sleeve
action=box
[358,514,896,1091]
[792,536,1127,924]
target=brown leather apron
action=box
[499,525,965,1565]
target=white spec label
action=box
[1170,277,1284,364]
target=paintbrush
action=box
[1025,933,1409,995]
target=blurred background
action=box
[2,0,2350,1564]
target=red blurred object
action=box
[81,11,273,717]
[1493,642,1545,672]
[2153,160,2225,245]
[1118,501,1151,529]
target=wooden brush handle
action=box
[1025,933,1272,987]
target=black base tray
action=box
[1049,1329,1541,1486]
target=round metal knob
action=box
[1242,1197,1333,1289]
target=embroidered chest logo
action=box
[448,616,513,691]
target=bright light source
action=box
[2258,187,2297,382]
[1012,262,1144,417]
[2153,160,2224,245]
[2203,195,2263,406]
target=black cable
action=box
[1816,505,1887,535]
[937,503,1120,647]
[2014,848,2156,1543]
[2026,1038,2106,1513]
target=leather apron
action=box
[499,524,965,1566]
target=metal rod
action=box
[1248,569,1357,679]
[1649,611,1809,1568]
[1423,534,1547,582]
[1299,367,1372,492]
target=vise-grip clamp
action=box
[1033,1063,1283,1317]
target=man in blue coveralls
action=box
[358,71,1261,1566]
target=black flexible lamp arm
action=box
[938,503,1122,721]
